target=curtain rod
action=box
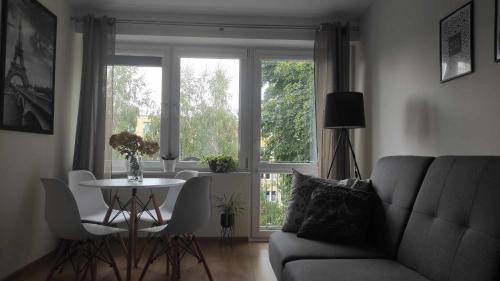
[72,17,320,30]
[115,19,320,30]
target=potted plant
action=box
[161,153,178,173]
[201,155,237,173]
[109,131,159,182]
[214,193,245,228]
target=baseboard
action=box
[1,250,56,281]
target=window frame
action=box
[109,46,316,187]
[170,46,249,171]
[250,49,318,239]
[108,45,168,172]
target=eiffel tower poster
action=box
[0,0,57,134]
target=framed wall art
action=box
[0,0,57,134]
[440,1,473,83]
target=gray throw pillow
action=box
[296,179,375,244]
[282,170,340,232]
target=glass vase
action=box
[127,155,143,182]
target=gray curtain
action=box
[72,16,115,179]
[314,23,351,180]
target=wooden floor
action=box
[10,239,277,281]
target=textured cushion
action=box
[269,231,385,280]
[296,181,375,244]
[397,156,500,281]
[282,170,339,232]
[282,259,429,281]
[370,156,435,257]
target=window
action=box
[178,58,240,161]
[260,173,291,228]
[108,47,317,239]
[108,56,162,167]
[252,53,317,236]
[260,59,316,163]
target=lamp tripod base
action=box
[326,128,362,180]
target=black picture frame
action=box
[496,0,500,62]
[440,1,474,83]
[0,0,57,134]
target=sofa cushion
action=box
[370,156,434,257]
[269,232,385,280]
[282,170,342,232]
[296,181,375,244]
[282,259,429,281]
[397,156,500,281]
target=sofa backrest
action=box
[397,156,500,281]
[370,156,434,257]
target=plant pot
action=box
[220,213,235,228]
[162,159,177,173]
[127,155,143,182]
[209,161,229,173]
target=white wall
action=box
[361,0,500,169]
[0,0,80,278]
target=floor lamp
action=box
[324,92,365,179]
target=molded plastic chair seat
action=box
[82,223,127,236]
[41,178,126,280]
[138,176,213,281]
[69,170,128,225]
[140,224,168,233]
[140,210,172,224]
[141,170,198,225]
[83,209,129,225]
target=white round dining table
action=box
[80,178,185,281]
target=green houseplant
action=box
[214,193,245,228]
[201,155,237,173]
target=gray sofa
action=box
[269,156,500,281]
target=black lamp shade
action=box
[324,92,365,129]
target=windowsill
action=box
[111,170,250,178]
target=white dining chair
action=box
[68,170,128,225]
[138,176,213,281]
[41,178,126,281]
[142,170,199,224]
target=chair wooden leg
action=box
[192,235,213,281]
[46,240,67,281]
[165,234,172,276]
[78,259,91,281]
[104,238,123,281]
[135,232,153,267]
[166,253,170,276]
[174,237,181,280]
[90,257,97,281]
[138,238,161,281]
[116,233,128,256]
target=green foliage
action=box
[259,173,293,229]
[109,66,161,160]
[179,66,238,160]
[260,61,315,163]
[201,154,238,173]
[213,193,245,215]
[258,61,314,229]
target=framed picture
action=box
[440,1,473,83]
[496,0,500,62]
[0,0,57,134]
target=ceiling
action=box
[69,0,373,19]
